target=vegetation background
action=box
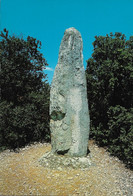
[86,33,133,169]
[0,29,50,150]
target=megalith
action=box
[50,27,90,157]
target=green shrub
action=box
[86,33,133,169]
[0,29,50,150]
[0,91,50,150]
[107,106,133,168]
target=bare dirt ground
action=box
[0,140,133,196]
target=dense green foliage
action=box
[86,33,133,168]
[0,29,50,150]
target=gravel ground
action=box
[0,140,132,196]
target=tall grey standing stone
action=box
[50,27,90,157]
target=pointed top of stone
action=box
[65,27,81,37]
[66,27,78,32]
[58,27,83,64]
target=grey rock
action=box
[39,152,91,169]
[50,27,90,157]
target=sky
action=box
[1,0,133,83]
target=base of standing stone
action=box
[39,152,91,170]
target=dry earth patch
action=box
[0,140,132,195]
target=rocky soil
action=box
[0,140,133,196]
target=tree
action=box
[0,29,50,150]
[86,33,133,168]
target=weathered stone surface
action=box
[39,152,91,170]
[50,27,90,157]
